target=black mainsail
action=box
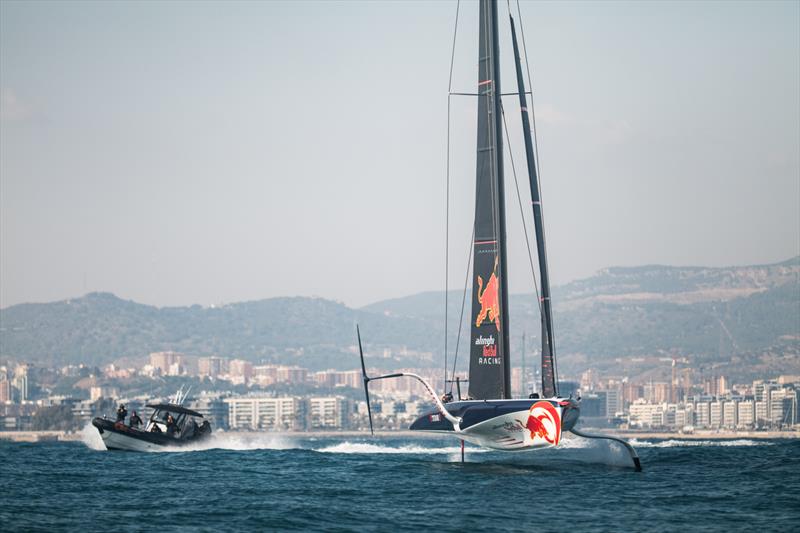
[468,0,511,400]
[509,15,558,398]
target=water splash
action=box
[315,441,487,455]
[79,422,105,451]
[551,435,633,467]
[81,425,298,453]
[154,432,298,452]
[629,438,770,448]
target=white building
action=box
[308,396,351,429]
[755,400,769,427]
[674,404,694,428]
[709,401,723,428]
[770,388,798,426]
[737,400,755,428]
[722,400,737,428]
[628,400,665,428]
[695,402,710,428]
[224,396,306,431]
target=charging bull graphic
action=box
[517,401,561,446]
[475,256,500,331]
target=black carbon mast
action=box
[509,14,558,398]
[468,0,511,400]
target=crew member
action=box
[116,404,128,423]
[129,411,143,428]
[166,414,177,436]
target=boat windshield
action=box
[145,408,199,434]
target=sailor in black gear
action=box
[116,404,128,423]
[129,411,143,428]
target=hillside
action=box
[0,293,439,370]
[364,257,800,378]
[1,257,797,378]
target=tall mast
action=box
[509,15,558,398]
[468,0,511,400]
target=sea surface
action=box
[1,429,798,532]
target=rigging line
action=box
[499,104,542,316]
[451,0,496,393]
[505,0,544,341]
[447,0,461,93]
[444,0,460,390]
[445,94,451,389]
[516,0,559,386]
[449,225,476,395]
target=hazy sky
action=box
[1,0,798,309]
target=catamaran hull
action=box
[410,398,580,451]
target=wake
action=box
[628,438,770,448]
[315,441,488,455]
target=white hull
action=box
[458,406,562,451]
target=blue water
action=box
[1,431,798,532]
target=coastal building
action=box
[90,386,119,401]
[0,368,10,404]
[674,404,693,428]
[149,351,186,376]
[755,400,770,427]
[250,365,310,386]
[695,401,710,428]
[198,356,226,378]
[308,396,351,429]
[770,388,798,427]
[10,366,30,403]
[228,359,254,385]
[643,382,670,404]
[277,366,308,384]
[709,401,723,428]
[722,400,737,428]
[629,400,665,428]
[737,400,755,428]
[253,365,278,386]
[605,388,624,417]
[188,395,229,430]
[580,392,608,419]
[224,396,307,431]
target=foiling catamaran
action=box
[357,0,641,470]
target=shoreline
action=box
[1,428,797,443]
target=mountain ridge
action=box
[1,257,797,378]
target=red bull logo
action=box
[475,256,500,331]
[524,401,561,445]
